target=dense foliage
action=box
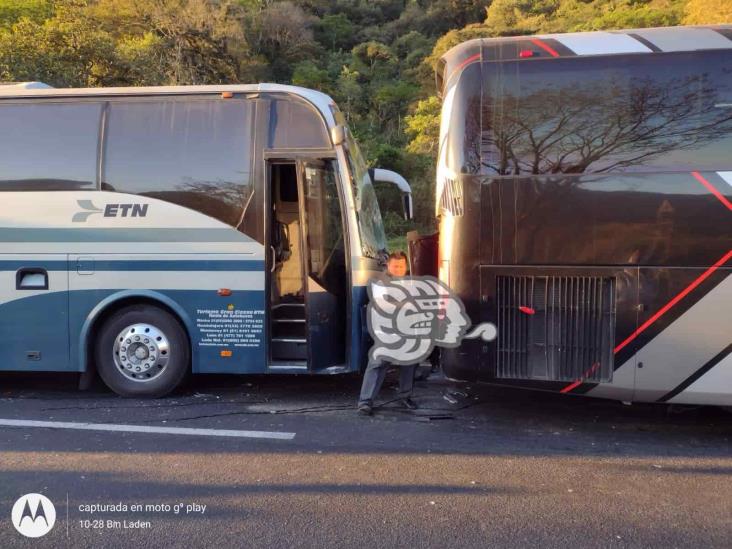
[0,0,729,244]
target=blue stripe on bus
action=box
[0,228,254,242]
[0,260,265,272]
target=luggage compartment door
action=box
[0,255,70,371]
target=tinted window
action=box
[476,51,732,175]
[444,62,483,175]
[268,98,330,148]
[104,100,254,226]
[0,102,101,190]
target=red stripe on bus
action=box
[455,52,481,71]
[560,379,583,394]
[612,249,732,355]
[530,39,560,58]
[691,171,732,211]
[562,249,732,392]
[560,363,600,394]
[445,53,481,86]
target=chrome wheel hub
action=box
[113,323,170,382]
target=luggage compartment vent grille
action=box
[496,276,615,382]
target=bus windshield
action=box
[345,129,387,258]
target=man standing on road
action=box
[357,251,418,416]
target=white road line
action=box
[0,419,295,440]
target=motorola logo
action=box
[11,493,56,538]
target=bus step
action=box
[273,322,306,339]
[272,318,306,323]
[272,303,306,321]
[269,361,307,371]
[271,339,307,361]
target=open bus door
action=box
[298,159,348,372]
[266,159,347,372]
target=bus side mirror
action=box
[369,168,414,221]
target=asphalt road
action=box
[0,371,730,548]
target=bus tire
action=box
[94,304,190,398]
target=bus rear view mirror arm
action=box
[369,168,414,221]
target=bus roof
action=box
[0,83,338,128]
[437,25,732,95]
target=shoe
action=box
[401,397,418,410]
[357,402,373,416]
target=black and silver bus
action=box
[435,26,732,405]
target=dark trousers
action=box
[358,359,416,405]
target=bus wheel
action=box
[94,304,190,398]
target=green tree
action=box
[393,30,434,70]
[374,81,420,127]
[351,41,396,80]
[0,0,52,28]
[684,0,732,24]
[94,0,248,84]
[578,0,685,31]
[0,1,117,86]
[405,95,442,155]
[114,32,168,86]
[291,59,332,92]
[316,13,355,51]
[336,65,363,120]
[484,0,686,35]
[246,1,319,81]
[485,0,560,35]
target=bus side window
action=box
[0,102,101,191]
[103,99,255,229]
[479,50,732,175]
[268,98,330,149]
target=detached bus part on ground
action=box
[0,83,412,398]
[435,25,732,406]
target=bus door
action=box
[299,159,347,371]
[266,159,347,371]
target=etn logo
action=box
[73,200,148,222]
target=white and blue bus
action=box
[0,83,412,397]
